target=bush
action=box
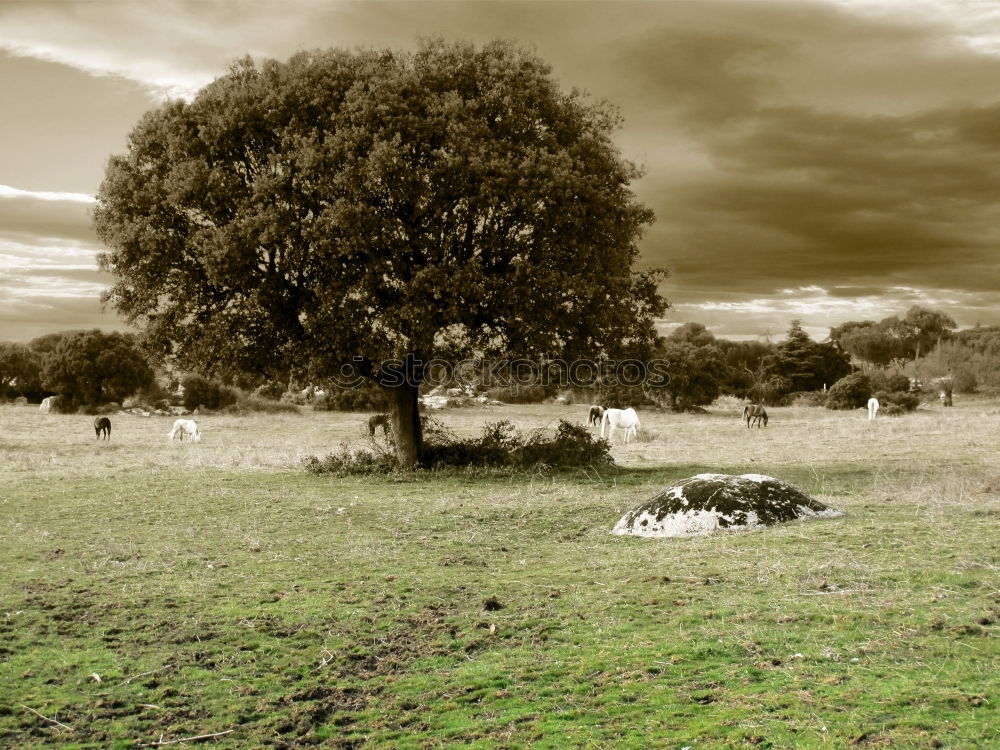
[951,367,978,394]
[305,419,614,475]
[252,381,287,401]
[303,444,399,476]
[825,373,872,410]
[314,382,389,412]
[220,394,300,415]
[518,420,615,468]
[873,390,919,415]
[484,384,555,404]
[869,371,911,393]
[788,390,827,407]
[181,374,238,411]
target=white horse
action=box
[601,407,640,444]
[168,418,201,442]
[867,397,880,420]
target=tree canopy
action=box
[94,40,666,464]
[41,330,154,407]
[0,343,43,400]
[764,320,850,393]
[831,306,956,368]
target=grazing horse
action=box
[867,397,880,420]
[588,405,605,426]
[601,407,640,444]
[368,413,392,437]
[743,404,768,429]
[167,418,201,442]
[94,416,111,440]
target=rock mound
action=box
[612,473,843,538]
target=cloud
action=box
[5,0,1000,340]
[0,189,98,245]
[0,184,94,203]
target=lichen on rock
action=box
[612,473,843,538]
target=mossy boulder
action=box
[612,473,843,538]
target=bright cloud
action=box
[0,184,95,203]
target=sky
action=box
[3,0,1000,343]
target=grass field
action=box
[1,400,997,748]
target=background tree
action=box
[901,305,956,360]
[41,330,154,408]
[656,339,724,411]
[833,306,956,369]
[715,338,776,398]
[94,40,666,466]
[763,320,851,394]
[0,343,44,400]
[666,322,716,348]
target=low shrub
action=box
[304,419,614,475]
[787,391,828,407]
[873,390,920,415]
[484,384,555,404]
[303,443,398,476]
[518,420,615,468]
[220,394,301,415]
[869,371,911,394]
[252,381,286,401]
[951,367,978,394]
[314,382,389,412]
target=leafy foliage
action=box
[869,370,911,394]
[181,374,238,411]
[312,382,390,412]
[0,342,44,400]
[825,372,872,410]
[40,329,154,408]
[764,320,851,394]
[873,390,920,415]
[484,384,555,404]
[305,419,613,475]
[832,306,957,367]
[655,339,725,411]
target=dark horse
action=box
[743,404,768,429]
[588,405,605,426]
[368,413,392,437]
[94,416,111,440]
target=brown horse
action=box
[368,413,392,437]
[94,416,111,440]
[588,405,605,426]
[743,404,768,429]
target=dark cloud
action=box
[4,0,1000,337]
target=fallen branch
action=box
[140,729,234,747]
[21,705,73,731]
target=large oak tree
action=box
[95,40,666,465]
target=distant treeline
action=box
[3,306,998,412]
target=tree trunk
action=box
[388,381,422,468]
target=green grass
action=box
[1,401,997,748]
